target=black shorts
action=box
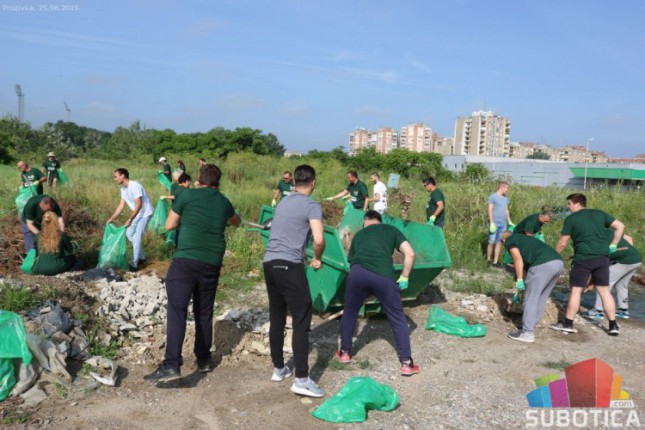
[569,256,610,287]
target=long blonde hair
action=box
[39,211,62,254]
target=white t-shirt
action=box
[120,180,154,218]
[373,181,388,213]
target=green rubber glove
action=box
[489,223,497,234]
[534,232,545,242]
[397,276,409,290]
[516,279,526,291]
[427,215,436,225]
[271,198,277,207]
[507,224,516,232]
[609,243,618,254]
[325,197,333,201]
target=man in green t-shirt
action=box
[144,164,241,383]
[587,231,642,320]
[158,157,172,182]
[514,206,552,241]
[17,160,45,195]
[337,210,420,377]
[501,231,563,343]
[271,170,295,207]
[551,193,625,336]
[21,195,64,253]
[423,176,445,228]
[326,170,368,210]
[42,152,61,188]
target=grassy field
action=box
[2,153,643,287]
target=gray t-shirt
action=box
[488,192,509,223]
[263,192,323,263]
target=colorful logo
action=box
[527,358,630,408]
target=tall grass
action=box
[1,155,643,279]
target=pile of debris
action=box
[214,308,294,361]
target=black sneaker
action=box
[608,322,620,336]
[138,259,147,266]
[550,322,578,333]
[143,365,181,382]
[128,264,138,273]
[197,359,214,373]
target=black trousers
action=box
[163,258,221,371]
[263,260,312,378]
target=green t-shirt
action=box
[162,163,171,180]
[171,185,189,209]
[20,168,45,195]
[32,233,75,276]
[346,180,369,209]
[276,179,295,198]
[22,195,63,228]
[561,209,616,261]
[42,159,61,178]
[172,188,235,266]
[426,188,445,224]
[606,230,643,265]
[504,233,562,268]
[515,213,542,235]
[348,223,407,280]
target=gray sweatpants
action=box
[593,262,642,311]
[523,259,564,333]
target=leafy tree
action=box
[462,163,490,183]
[527,150,550,160]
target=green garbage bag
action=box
[15,186,35,216]
[148,198,169,234]
[165,229,177,247]
[157,171,172,191]
[0,358,16,401]
[20,249,37,274]
[97,223,128,269]
[425,306,487,338]
[312,377,399,423]
[0,311,32,365]
[58,169,70,186]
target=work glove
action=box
[515,279,526,291]
[534,232,544,242]
[271,199,277,207]
[427,215,436,225]
[512,290,523,304]
[397,276,409,290]
[160,196,167,200]
[609,243,618,254]
[507,224,516,233]
[325,197,333,201]
[489,223,497,234]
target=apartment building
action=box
[454,110,511,157]
[372,127,399,154]
[349,128,371,155]
[399,123,432,152]
[432,133,454,155]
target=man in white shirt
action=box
[107,168,154,272]
[363,172,388,214]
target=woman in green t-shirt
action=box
[32,211,76,276]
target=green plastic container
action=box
[255,205,452,313]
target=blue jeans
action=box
[340,264,412,362]
[21,220,35,253]
[488,221,507,244]
[126,215,151,267]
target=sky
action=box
[1,0,644,157]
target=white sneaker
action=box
[290,378,325,398]
[508,330,535,343]
[271,366,292,382]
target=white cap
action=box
[47,151,55,157]
[159,157,166,162]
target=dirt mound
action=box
[321,201,344,226]
[0,214,25,276]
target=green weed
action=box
[542,356,572,371]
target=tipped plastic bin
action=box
[254,205,452,313]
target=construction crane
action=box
[64,101,71,122]
[15,84,24,121]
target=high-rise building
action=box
[432,133,454,155]
[454,110,511,157]
[373,127,399,154]
[399,123,432,152]
[349,128,371,155]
